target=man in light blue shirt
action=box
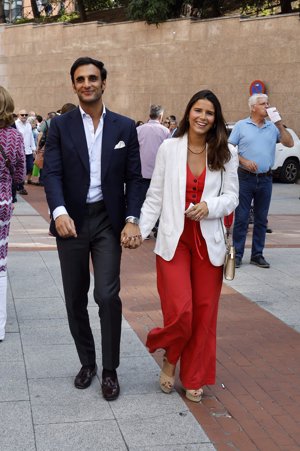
[229,93,293,268]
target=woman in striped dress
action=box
[0,86,26,341]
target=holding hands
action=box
[121,223,142,249]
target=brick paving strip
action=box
[14,185,300,451]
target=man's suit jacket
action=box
[43,107,143,238]
[139,134,239,266]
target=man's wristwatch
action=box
[125,216,139,225]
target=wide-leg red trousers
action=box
[146,218,223,389]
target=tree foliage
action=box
[127,1,232,24]
[4,0,297,25]
[127,0,181,24]
[127,0,296,23]
[241,0,293,15]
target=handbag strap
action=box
[218,170,230,246]
[0,144,14,177]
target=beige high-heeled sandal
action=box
[159,357,175,394]
[185,388,203,403]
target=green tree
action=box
[127,0,178,24]
[127,0,224,24]
[241,0,294,15]
[75,0,122,21]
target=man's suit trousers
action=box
[56,201,122,370]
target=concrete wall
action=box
[1,13,300,134]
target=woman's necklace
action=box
[188,144,206,155]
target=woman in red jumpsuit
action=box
[138,90,239,402]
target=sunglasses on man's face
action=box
[20,114,28,117]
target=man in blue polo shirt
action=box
[229,94,293,268]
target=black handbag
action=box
[0,144,14,177]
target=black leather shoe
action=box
[266,228,273,233]
[235,257,242,268]
[250,255,270,268]
[101,371,120,401]
[74,365,97,389]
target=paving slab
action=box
[28,377,114,425]
[34,420,127,451]
[229,248,300,331]
[0,401,35,451]
[118,412,210,448]
[14,296,67,321]
[0,360,28,402]
[23,344,81,379]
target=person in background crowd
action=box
[134,90,239,402]
[137,105,171,203]
[137,105,171,238]
[0,86,26,342]
[15,109,36,192]
[28,116,39,146]
[36,115,43,129]
[35,112,57,186]
[229,93,293,269]
[163,117,170,129]
[61,103,77,114]
[135,120,144,127]
[169,115,178,137]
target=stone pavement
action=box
[1,182,300,451]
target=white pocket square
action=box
[114,141,126,149]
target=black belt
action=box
[238,168,272,177]
[86,200,105,214]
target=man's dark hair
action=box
[169,115,176,121]
[70,57,107,83]
[61,103,77,114]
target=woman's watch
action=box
[125,216,139,225]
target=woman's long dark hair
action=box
[177,90,230,170]
[0,86,15,129]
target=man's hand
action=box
[239,156,258,172]
[120,223,142,249]
[55,214,77,238]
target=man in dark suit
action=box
[43,57,143,401]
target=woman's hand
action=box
[185,201,209,221]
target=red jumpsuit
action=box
[146,165,223,389]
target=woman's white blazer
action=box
[139,133,239,266]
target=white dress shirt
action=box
[15,119,36,155]
[53,105,106,220]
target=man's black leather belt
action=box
[238,168,272,177]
